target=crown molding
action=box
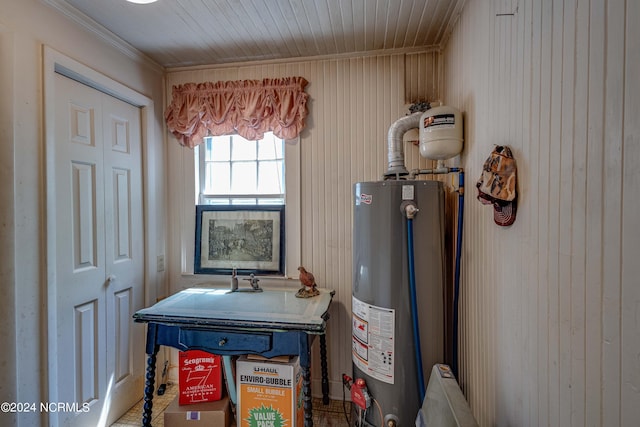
[42,0,164,72]
[168,45,442,72]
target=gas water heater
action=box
[351,105,462,426]
[352,180,445,426]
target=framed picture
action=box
[194,205,285,275]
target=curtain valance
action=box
[165,76,309,148]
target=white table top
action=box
[134,286,334,333]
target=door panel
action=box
[74,300,99,404]
[114,288,133,383]
[113,168,131,260]
[72,161,98,270]
[102,92,145,418]
[52,73,144,427]
[54,74,107,427]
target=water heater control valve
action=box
[400,200,419,219]
[351,378,372,410]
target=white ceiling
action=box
[45,0,465,69]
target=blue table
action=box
[133,286,334,427]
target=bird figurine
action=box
[296,266,320,298]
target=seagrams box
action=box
[237,355,303,427]
[178,350,222,405]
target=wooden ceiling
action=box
[45,0,466,68]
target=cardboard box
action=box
[179,350,223,405]
[237,355,303,427]
[164,395,231,427]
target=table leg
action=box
[142,346,159,427]
[298,333,314,427]
[320,333,329,405]
[301,364,313,427]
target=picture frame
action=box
[194,205,285,275]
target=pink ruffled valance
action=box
[165,77,309,148]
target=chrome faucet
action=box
[230,268,239,292]
[228,270,263,293]
[246,273,262,291]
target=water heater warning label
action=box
[352,296,395,384]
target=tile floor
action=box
[111,384,351,427]
[111,384,177,427]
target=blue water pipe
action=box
[406,215,426,403]
[452,171,464,378]
[407,167,465,381]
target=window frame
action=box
[178,135,301,280]
[195,133,286,206]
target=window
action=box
[195,132,285,206]
[186,131,300,278]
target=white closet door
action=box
[51,73,144,427]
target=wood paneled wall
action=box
[443,0,640,425]
[166,51,440,397]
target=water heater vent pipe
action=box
[384,111,423,179]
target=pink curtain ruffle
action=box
[165,77,309,148]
